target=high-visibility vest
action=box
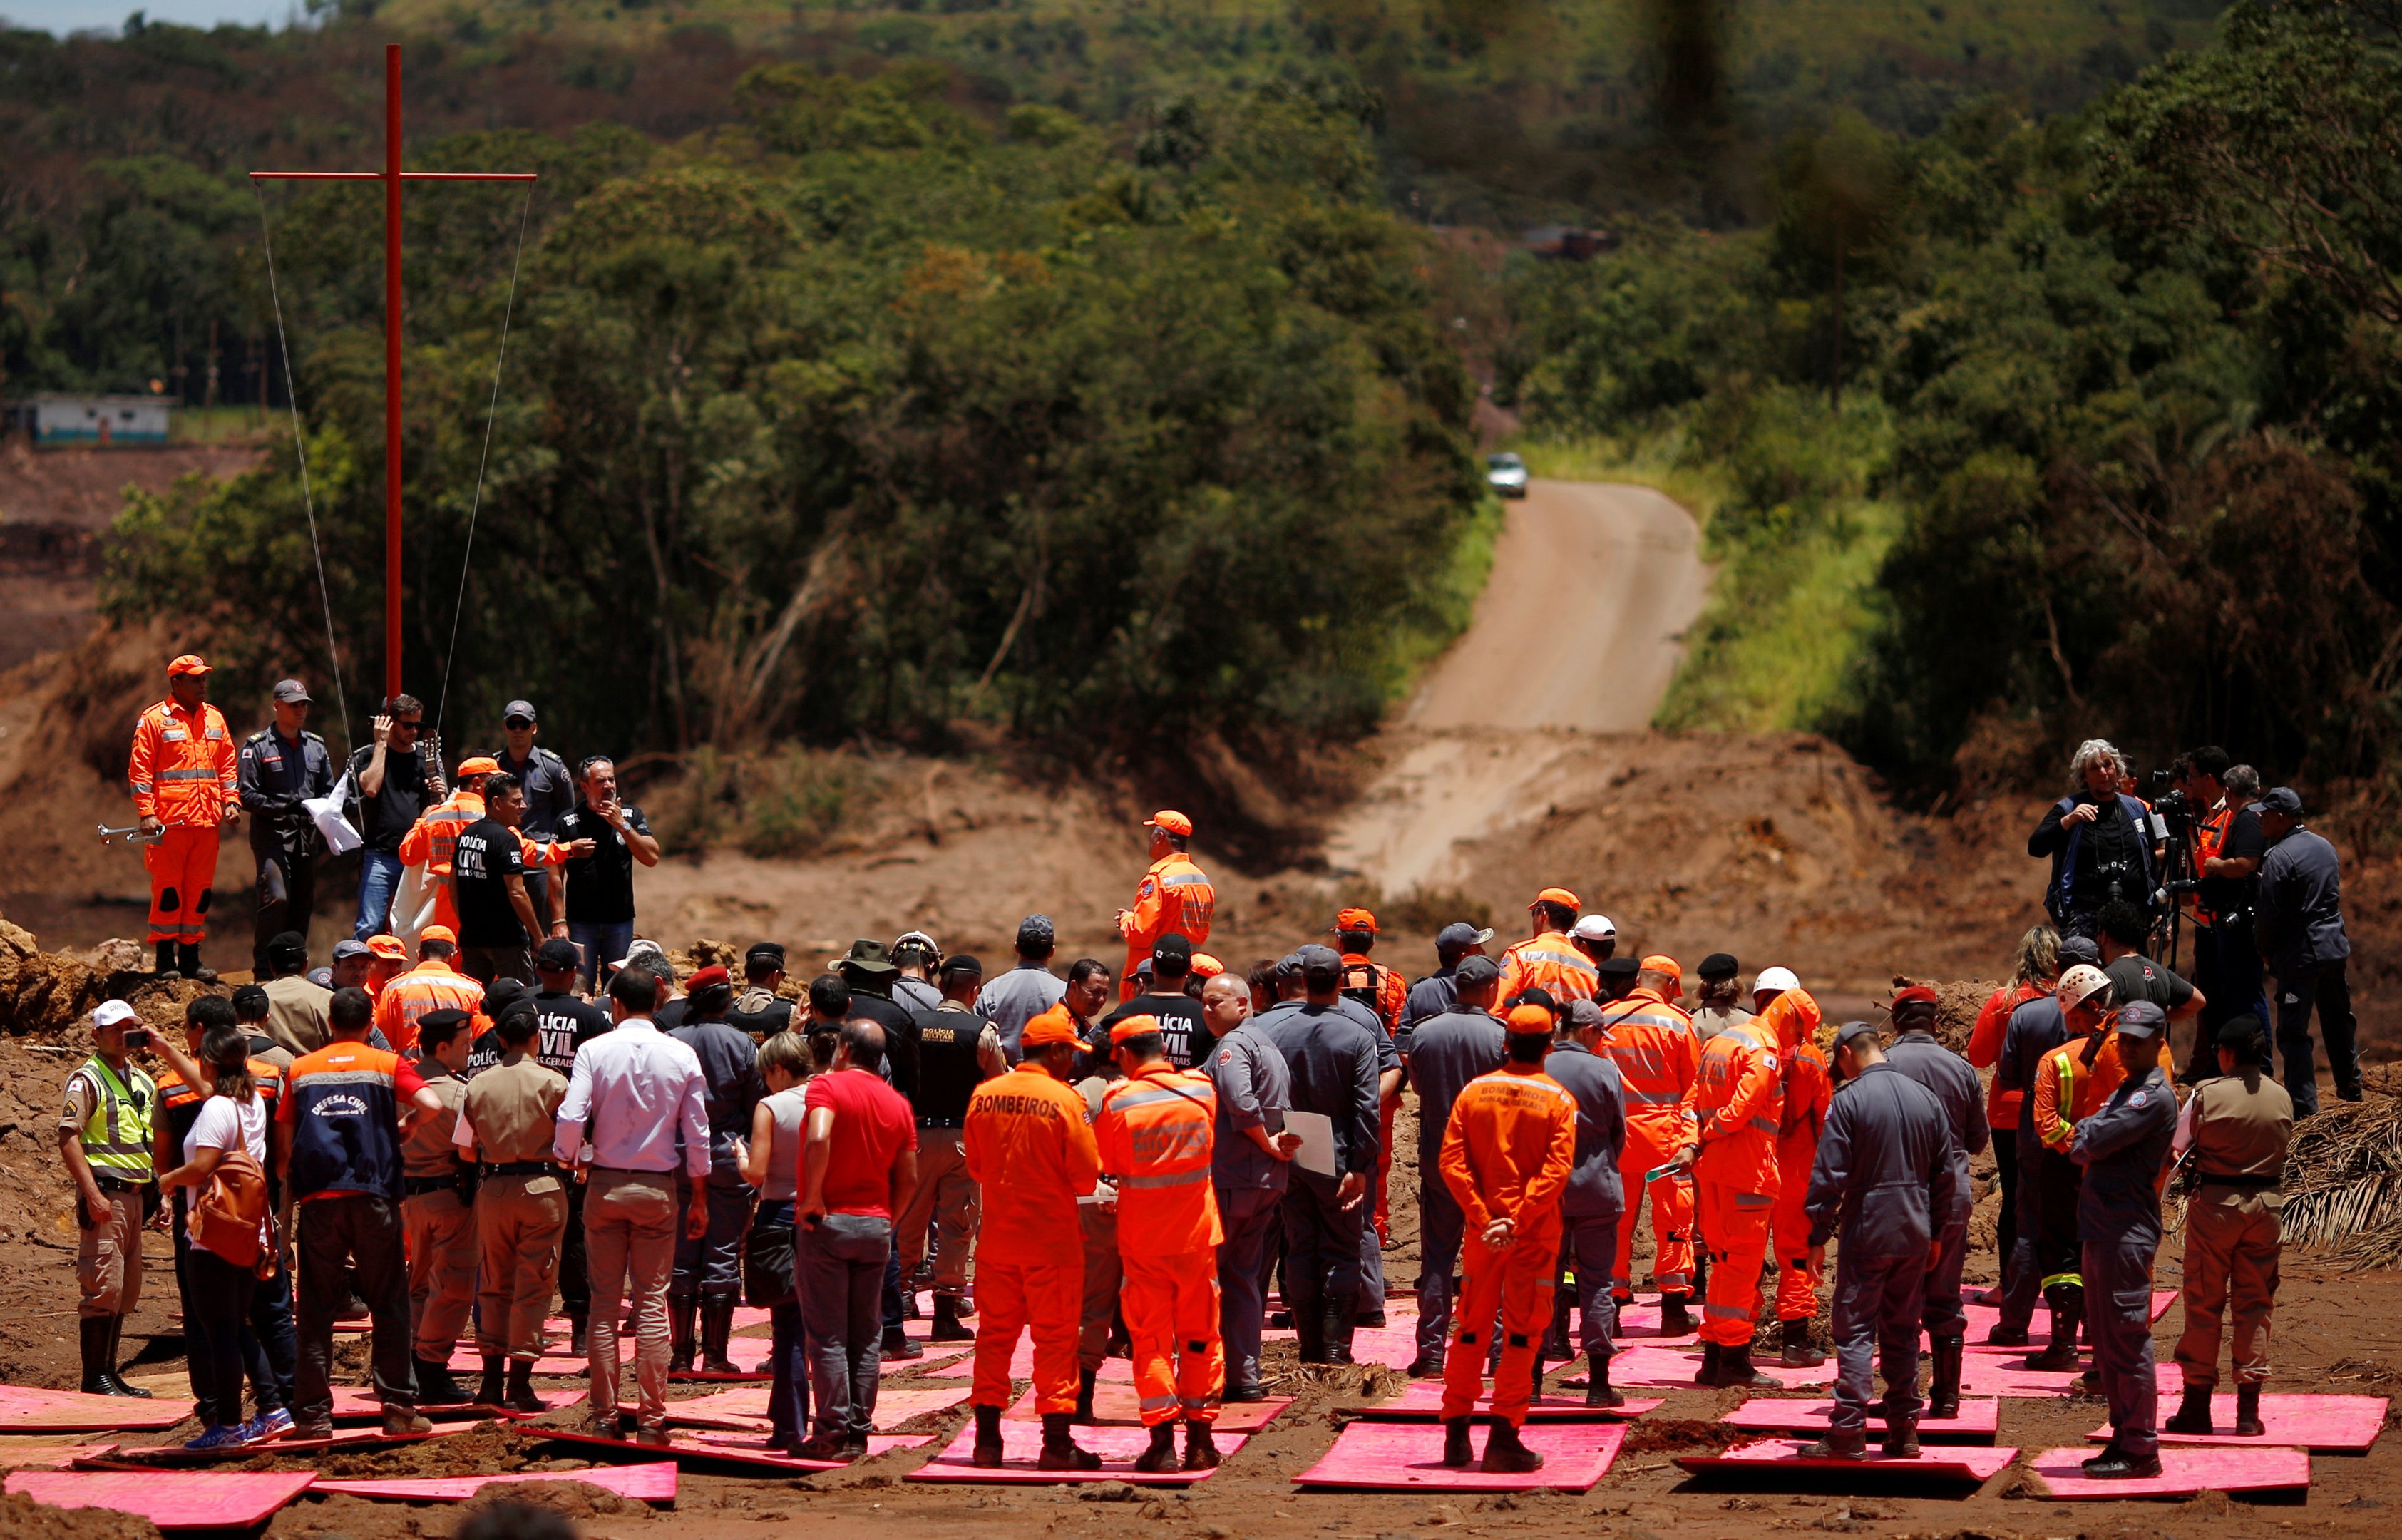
[2042,1046,2081,1151]
[71,1056,157,1179]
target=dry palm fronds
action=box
[2279,1087,2402,1263]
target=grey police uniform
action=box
[1205,1019,1295,1392]
[2071,1062,2179,1459]
[1543,1037,1627,1365]
[1884,1028,1987,1338]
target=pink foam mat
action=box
[330,1385,582,1420]
[924,1343,1131,1381]
[534,1424,927,1471]
[1675,1439,2018,1482]
[314,1462,679,1502]
[2028,1443,2309,1499]
[1960,1290,2175,1341]
[1293,1420,1624,1492]
[1001,1384,1288,1432]
[1609,1300,1700,1343]
[1955,1350,2081,1399]
[908,1418,1250,1484]
[1609,1347,1831,1389]
[97,1422,475,1467]
[1722,1397,2001,1438]
[0,1446,117,1470]
[6,1470,317,1529]
[2088,1392,2386,1452]
[449,1346,587,1376]
[0,1384,194,1431]
[667,1382,971,1432]
[1346,1382,1662,1422]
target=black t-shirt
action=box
[349,744,429,853]
[452,816,527,948]
[1099,991,1213,1070]
[2199,804,2267,919]
[848,990,920,1100]
[557,802,653,925]
[2105,953,2195,1015]
[468,990,610,1077]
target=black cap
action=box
[1152,933,1193,965]
[1698,952,1739,981]
[2058,935,2102,967]
[940,953,985,979]
[1598,957,1641,982]
[2261,786,2303,815]
[416,1007,471,1037]
[535,937,582,970]
[1513,986,1559,1016]
[1454,954,1501,987]
[2215,1017,2267,1050]
[1298,943,1342,985]
[746,940,787,965]
[485,979,530,1015]
[267,929,308,961]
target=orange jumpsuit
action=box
[1495,930,1599,1005]
[128,697,238,949]
[1437,1064,1577,1426]
[399,790,568,936]
[1683,999,1792,1348]
[1596,989,1700,1295]
[1118,853,1215,1000]
[1094,1065,1223,1427]
[2032,1030,2125,1151]
[373,959,486,1057]
[1771,1038,1832,1322]
[1342,953,1407,1243]
[965,1062,1102,1412]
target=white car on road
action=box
[1486,451,1528,498]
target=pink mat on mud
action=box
[0,1384,194,1431]
[449,1346,587,1376]
[1609,1300,1700,1343]
[923,1343,1131,1381]
[667,1382,970,1432]
[0,1446,117,1470]
[1960,1290,2175,1340]
[533,1424,926,1472]
[908,1419,1249,1484]
[1722,1397,2000,1437]
[314,1462,679,1502]
[98,1422,475,1467]
[1347,1382,1661,1422]
[2028,1443,2309,1498]
[2088,1392,2386,1451]
[6,1470,316,1529]
[329,1385,582,1420]
[1000,1385,1288,1432]
[1956,1348,2080,1398]
[1293,1420,1623,1492]
[1675,1439,2017,1482]
[1609,1347,1830,1389]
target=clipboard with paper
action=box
[1283,1109,1338,1179]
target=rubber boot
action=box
[414,1356,468,1407]
[1719,1343,1779,1390]
[567,1311,589,1359]
[970,1405,1005,1467]
[1800,1426,1867,1460]
[699,1299,739,1375]
[78,1316,115,1396]
[1691,1341,1722,1387]
[668,1300,697,1374]
[1439,1417,1474,1467]
[102,1316,152,1397]
[1780,1318,1825,1368]
[1544,1289,1574,1358]
[1656,1292,1694,1336]
[2234,1382,2264,1437]
[1182,1420,1221,1470]
[1133,1422,1180,1473]
[1322,1295,1358,1367]
[504,1360,544,1415]
[1293,1294,1328,1364]
[1583,1349,1624,1410]
[177,943,216,983]
[1880,1412,1919,1459]
[1480,1418,1545,1474]
[1037,1411,1102,1471]
[1927,1335,1964,1420]
[2165,1381,2216,1435]
[153,941,177,977]
[1074,1367,1098,1422]
[2025,1295,2083,1372]
[476,1357,507,1408]
[930,1295,975,1343]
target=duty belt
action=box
[2195,1171,2281,1190]
[91,1171,154,1194]
[916,1116,965,1129]
[404,1174,462,1195]
[481,1159,555,1176]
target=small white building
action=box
[22,394,174,448]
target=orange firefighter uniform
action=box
[128,667,239,951]
[1118,813,1215,1001]
[1437,1028,1578,1427]
[1496,933,1600,1005]
[1094,1035,1225,1428]
[374,941,486,1057]
[965,1012,1103,1415]
[398,773,570,936]
[2033,1030,2127,1150]
[1772,1037,1833,1323]
[1596,987,1701,1296]
[1684,992,1817,1348]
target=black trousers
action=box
[559,1179,591,1320]
[1280,1177,1367,1313]
[293,1194,416,1424]
[1992,1128,2018,1276]
[2276,957,2360,1116]
[252,836,315,970]
[2033,1148,2085,1305]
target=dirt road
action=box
[1324,478,1709,897]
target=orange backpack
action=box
[190,1146,274,1275]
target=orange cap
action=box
[1333,906,1379,935]
[456,756,501,779]
[366,935,409,961]
[1505,1004,1554,1032]
[1109,1012,1162,1046]
[166,654,212,677]
[1190,953,1224,980]
[1144,810,1194,838]
[1020,1004,1082,1049]
[419,924,457,945]
[1640,954,1682,984]
[1531,887,1580,910]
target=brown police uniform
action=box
[457,1052,572,1361]
[2172,1067,2294,1388]
[401,1070,477,1365]
[1073,1071,1124,1379]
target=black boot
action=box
[1656,1292,1694,1336]
[1718,1343,1779,1390]
[970,1405,1005,1467]
[2078,1442,2162,1479]
[476,1356,507,1407]
[101,1316,151,1397]
[1037,1411,1101,1471]
[1182,1420,1221,1469]
[1074,1367,1098,1422]
[414,1355,468,1407]
[1583,1349,1624,1409]
[1780,1318,1825,1368]
[1692,1341,1722,1387]
[1927,1335,1964,1420]
[668,1300,697,1373]
[78,1316,116,1396]
[2026,1293,2083,1372]
[699,1298,739,1374]
[2165,1381,2215,1435]
[177,943,216,983]
[1879,1412,1919,1459]
[1322,1295,1358,1366]
[883,1325,924,1361]
[1800,1426,1867,1460]
[930,1295,975,1343]
[1293,1294,1328,1364]
[1133,1422,1180,1473]
[1480,1419,1544,1474]
[1439,1416,1474,1467]
[2234,1382,2264,1437]
[501,1360,540,1414]
[1544,1289,1574,1358]
[567,1311,589,1358]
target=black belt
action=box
[91,1171,153,1194]
[481,1160,554,1176]
[916,1117,964,1130]
[2197,1172,2281,1191]
[403,1175,461,1196]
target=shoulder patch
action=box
[2130,1089,2150,1108]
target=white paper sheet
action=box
[1283,1109,1337,1179]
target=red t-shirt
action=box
[804,1068,917,1219]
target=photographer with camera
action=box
[2028,740,2157,941]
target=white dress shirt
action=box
[552,1015,709,1176]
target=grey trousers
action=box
[1829,1251,1924,1433]
[1216,1185,1281,1388]
[1563,1214,1621,1358]
[1922,1214,1969,1337]
[2084,1235,2161,1459]
[800,1213,891,1439]
[1415,1173,1466,1362]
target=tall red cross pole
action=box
[252,43,536,704]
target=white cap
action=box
[91,1000,140,1031]
[1752,966,1801,996]
[1571,913,1617,941]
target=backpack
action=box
[189,1145,274,1275]
[1341,960,1395,1032]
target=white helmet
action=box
[1752,965,1801,997]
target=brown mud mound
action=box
[0,1491,162,1540]
[461,1481,657,1524]
[0,916,105,1034]
[1618,1416,1747,1455]
[243,1422,548,1478]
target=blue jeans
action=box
[354,849,404,939]
[800,1213,890,1441]
[568,920,635,991]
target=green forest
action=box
[7,0,2400,814]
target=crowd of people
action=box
[63,664,2326,1479]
